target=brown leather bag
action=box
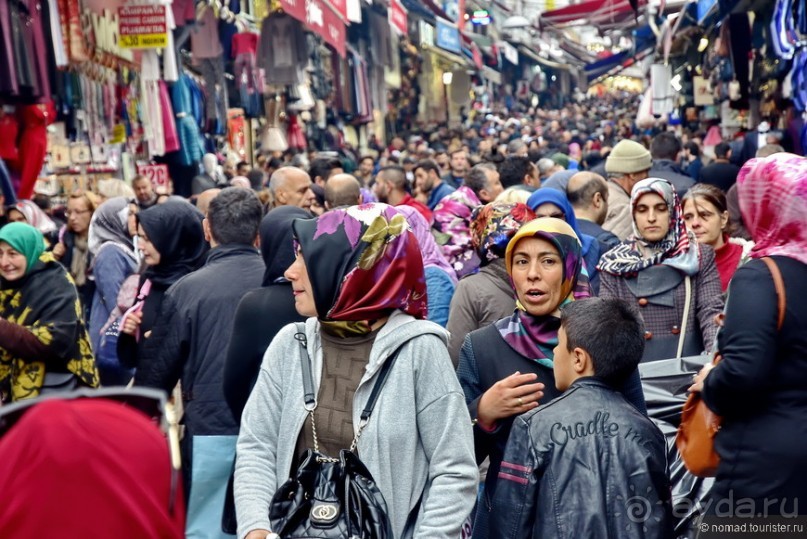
[676,257,786,477]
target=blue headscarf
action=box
[526,188,597,258]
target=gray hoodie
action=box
[235,310,478,538]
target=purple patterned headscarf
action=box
[395,205,457,283]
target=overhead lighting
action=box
[698,37,709,52]
[443,71,454,85]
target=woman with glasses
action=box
[0,223,99,401]
[52,191,99,319]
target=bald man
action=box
[323,174,362,210]
[269,167,315,210]
[196,188,221,215]
[566,171,620,254]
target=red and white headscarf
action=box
[737,153,807,266]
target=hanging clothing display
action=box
[171,74,205,167]
[257,13,308,87]
[16,101,55,200]
[232,30,263,118]
[192,6,228,131]
[141,51,166,157]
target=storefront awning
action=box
[584,25,655,82]
[540,0,646,29]
[481,65,502,84]
[518,45,573,70]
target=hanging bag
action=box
[676,257,786,477]
[266,324,397,538]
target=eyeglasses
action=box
[0,387,182,515]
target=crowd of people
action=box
[0,96,805,538]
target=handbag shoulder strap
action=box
[676,275,692,358]
[294,323,316,409]
[294,322,407,419]
[760,257,787,331]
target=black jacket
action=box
[703,257,807,507]
[491,377,673,539]
[135,244,264,436]
[222,282,305,422]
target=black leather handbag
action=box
[267,325,398,539]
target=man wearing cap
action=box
[602,139,652,240]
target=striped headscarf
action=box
[597,178,700,277]
[495,218,592,367]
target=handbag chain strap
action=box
[295,323,404,461]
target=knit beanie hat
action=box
[605,140,652,175]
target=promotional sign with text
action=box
[137,164,169,189]
[118,4,167,48]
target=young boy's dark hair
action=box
[491,297,672,539]
[560,298,645,386]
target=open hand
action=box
[477,371,545,429]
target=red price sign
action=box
[137,164,169,189]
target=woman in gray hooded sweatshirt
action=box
[235,203,478,539]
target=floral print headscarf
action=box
[292,203,428,336]
[470,201,536,266]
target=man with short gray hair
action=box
[269,167,315,210]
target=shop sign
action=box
[389,0,408,36]
[118,5,167,49]
[281,0,346,57]
[137,164,169,189]
[436,19,461,54]
[420,21,435,48]
[326,0,348,20]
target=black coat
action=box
[222,282,305,423]
[703,256,807,510]
[116,279,168,370]
[135,244,264,436]
[490,377,673,538]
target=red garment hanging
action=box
[16,101,55,200]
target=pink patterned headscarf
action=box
[737,153,807,265]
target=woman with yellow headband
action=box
[457,218,646,538]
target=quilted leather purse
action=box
[677,257,786,477]
[267,325,398,538]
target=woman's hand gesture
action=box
[476,371,545,430]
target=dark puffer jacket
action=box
[135,244,264,436]
[491,377,673,539]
